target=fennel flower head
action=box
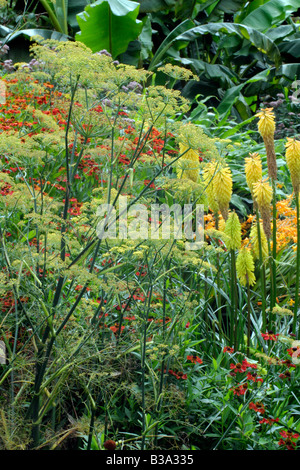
[245,152,262,194]
[236,247,256,287]
[176,143,200,183]
[255,107,277,180]
[224,212,241,251]
[285,138,300,195]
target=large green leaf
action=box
[195,0,221,13]
[216,83,245,120]
[204,0,248,21]
[5,28,70,42]
[117,40,141,66]
[0,25,12,37]
[139,15,153,60]
[106,8,153,66]
[279,39,300,58]
[216,69,270,122]
[235,0,269,22]
[276,63,300,82]
[176,22,281,67]
[174,0,197,19]
[52,0,69,34]
[242,62,300,87]
[67,0,91,32]
[148,18,195,70]
[181,57,239,87]
[136,0,176,13]
[181,55,269,122]
[209,0,248,14]
[239,0,300,32]
[4,29,69,63]
[38,0,69,34]
[219,0,248,11]
[75,0,143,57]
[264,24,295,42]
[39,0,92,34]
[185,59,253,121]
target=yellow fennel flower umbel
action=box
[245,153,262,195]
[255,107,277,180]
[253,179,273,239]
[213,165,232,221]
[285,138,300,195]
[177,143,200,183]
[250,222,268,260]
[203,161,219,214]
[224,212,242,251]
[236,247,256,287]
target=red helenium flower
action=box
[187,355,203,364]
[261,331,280,341]
[249,401,265,414]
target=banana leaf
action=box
[239,0,300,32]
[176,22,281,67]
[75,0,143,57]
